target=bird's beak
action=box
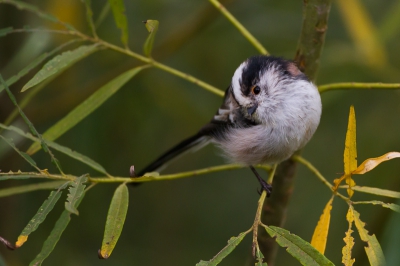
[247,104,258,116]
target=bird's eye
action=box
[252,86,261,95]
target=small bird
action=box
[133,56,322,196]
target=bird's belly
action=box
[214,125,306,165]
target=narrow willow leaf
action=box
[0,180,66,198]
[107,0,129,46]
[0,27,13,37]
[0,75,63,174]
[80,0,97,38]
[26,65,148,155]
[0,124,109,176]
[1,0,75,31]
[99,184,129,259]
[311,197,333,254]
[353,152,400,174]
[65,175,87,215]
[264,226,334,266]
[22,44,99,92]
[0,174,30,181]
[143,20,159,57]
[95,2,111,28]
[351,207,386,265]
[353,201,400,213]
[29,193,85,266]
[0,39,79,94]
[0,135,40,172]
[15,182,69,248]
[342,206,355,266]
[344,105,357,174]
[336,0,387,67]
[195,231,249,266]
[345,186,400,199]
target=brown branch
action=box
[251,0,333,264]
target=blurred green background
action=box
[0,0,400,265]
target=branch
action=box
[294,0,333,82]
[253,0,333,264]
[318,82,400,93]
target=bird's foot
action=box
[257,179,272,197]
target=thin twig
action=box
[318,82,400,93]
[208,0,269,55]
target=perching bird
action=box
[133,55,322,196]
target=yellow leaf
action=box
[352,152,400,174]
[342,206,355,266]
[344,106,357,175]
[351,206,387,265]
[15,235,28,248]
[311,197,334,254]
[336,0,387,68]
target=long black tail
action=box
[135,133,210,177]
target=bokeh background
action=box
[1,0,400,265]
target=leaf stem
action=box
[252,190,267,257]
[292,155,349,201]
[208,0,268,55]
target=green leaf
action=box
[29,192,85,266]
[255,249,268,266]
[0,174,31,181]
[65,175,87,215]
[95,2,111,28]
[80,0,97,38]
[0,27,13,37]
[107,0,129,46]
[0,124,110,176]
[26,65,149,155]
[0,180,66,198]
[0,135,40,172]
[264,225,334,266]
[15,182,69,248]
[353,200,400,213]
[195,231,249,266]
[143,20,159,57]
[99,183,129,259]
[22,44,99,92]
[345,186,400,199]
[0,39,79,94]
[351,207,386,266]
[0,75,63,174]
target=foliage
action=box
[0,0,399,265]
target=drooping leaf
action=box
[143,20,159,57]
[351,206,386,266]
[99,184,129,259]
[29,193,85,266]
[15,182,69,248]
[311,197,333,254]
[0,75,63,174]
[344,186,400,199]
[95,2,111,28]
[65,175,87,215]
[0,39,79,94]
[0,27,13,37]
[264,225,334,266]
[353,201,400,213]
[352,152,400,174]
[195,231,249,266]
[0,124,110,176]
[26,65,148,155]
[336,0,387,68]
[80,0,97,38]
[107,0,129,46]
[22,44,99,92]
[0,135,40,172]
[342,206,355,266]
[0,180,66,198]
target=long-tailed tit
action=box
[132,56,322,196]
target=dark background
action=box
[1,0,400,265]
